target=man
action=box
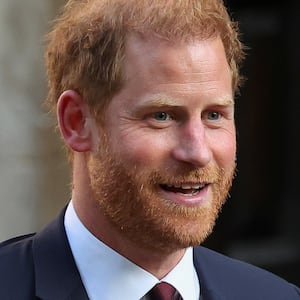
[0,0,299,299]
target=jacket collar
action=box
[32,207,221,300]
[193,246,225,300]
[32,207,89,300]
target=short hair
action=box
[45,0,244,118]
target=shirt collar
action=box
[64,201,200,300]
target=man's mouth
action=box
[160,183,208,197]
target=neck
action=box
[84,210,187,279]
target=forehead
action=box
[122,33,231,88]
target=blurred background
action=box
[0,0,299,286]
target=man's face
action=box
[88,35,236,253]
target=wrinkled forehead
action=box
[123,33,227,76]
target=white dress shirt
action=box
[64,201,200,300]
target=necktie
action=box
[148,282,177,300]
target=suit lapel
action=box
[193,246,225,300]
[31,210,229,300]
[32,208,89,300]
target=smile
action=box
[160,183,208,197]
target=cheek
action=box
[211,132,236,169]
[113,132,172,166]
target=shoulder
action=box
[0,233,36,298]
[0,233,36,271]
[193,246,300,299]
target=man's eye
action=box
[207,111,221,120]
[153,112,171,121]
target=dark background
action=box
[204,1,300,286]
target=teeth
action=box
[181,184,203,189]
[166,183,205,189]
[180,192,198,196]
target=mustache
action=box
[91,148,236,187]
[150,166,226,185]
[122,162,234,186]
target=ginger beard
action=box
[88,142,235,253]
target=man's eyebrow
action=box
[134,97,181,111]
[212,97,235,106]
[138,96,234,106]
[140,97,179,107]
[132,96,234,114]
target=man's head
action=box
[48,0,243,255]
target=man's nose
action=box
[171,120,212,167]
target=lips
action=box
[160,183,208,197]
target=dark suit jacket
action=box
[0,208,299,300]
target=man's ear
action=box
[57,90,94,152]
